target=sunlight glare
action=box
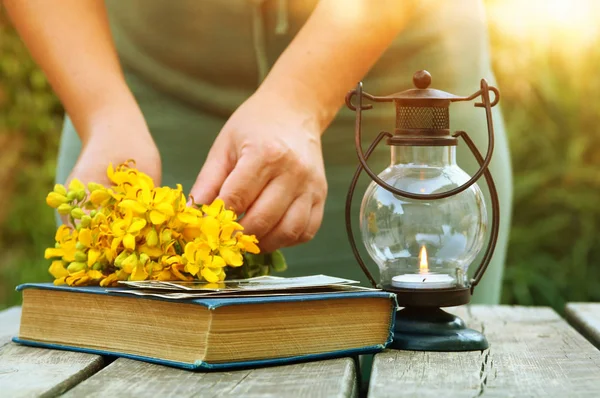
[487,0,599,47]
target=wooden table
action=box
[2,304,600,397]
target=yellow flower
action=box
[111,212,147,251]
[237,234,260,254]
[171,264,193,281]
[203,199,243,233]
[220,246,244,266]
[154,269,175,281]
[87,270,104,280]
[49,260,69,279]
[131,263,148,281]
[138,244,165,259]
[107,161,154,190]
[200,216,221,250]
[201,199,225,217]
[78,228,103,267]
[176,205,202,225]
[144,187,177,225]
[45,225,78,263]
[183,241,210,276]
[201,267,225,283]
[100,273,119,287]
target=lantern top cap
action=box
[345,70,499,114]
[377,70,467,103]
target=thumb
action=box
[189,145,233,206]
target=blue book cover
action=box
[13,283,397,371]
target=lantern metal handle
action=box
[345,130,392,288]
[346,79,498,200]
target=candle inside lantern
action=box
[391,245,456,289]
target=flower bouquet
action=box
[44,161,286,287]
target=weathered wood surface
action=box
[0,306,21,347]
[370,305,600,398]
[565,303,600,349]
[64,357,357,398]
[0,307,104,397]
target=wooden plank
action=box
[565,303,600,349]
[64,357,357,398]
[0,306,104,397]
[0,306,21,347]
[369,305,600,398]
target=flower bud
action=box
[57,203,72,215]
[139,253,150,265]
[53,184,67,196]
[121,253,138,273]
[90,210,97,218]
[114,251,129,267]
[67,191,77,201]
[68,178,85,192]
[92,262,103,270]
[146,228,159,247]
[161,229,172,244]
[74,251,87,262]
[71,207,85,219]
[46,192,68,208]
[76,190,86,201]
[90,190,111,206]
[87,182,104,192]
[67,261,87,273]
[75,242,86,250]
[80,215,92,228]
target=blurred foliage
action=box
[0,10,62,308]
[1,4,600,312]
[487,2,600,311]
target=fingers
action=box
[217,153,274,215]
[257,193,313,252]
[189,146,233,206]
[192,132,327,251]
[304,199,325,242]
[239,177,296,240]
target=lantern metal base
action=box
[390,307,489,352]
[382,285,472,308]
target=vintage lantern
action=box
[345,70,500,351]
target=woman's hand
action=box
[190,90,327,253]
[66,121,161,190]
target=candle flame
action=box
[419,245,428,274]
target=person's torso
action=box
[105,0,494,117]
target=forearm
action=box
[3,0,144,145]
[259,0,412,133]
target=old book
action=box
[13,283,396,370]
